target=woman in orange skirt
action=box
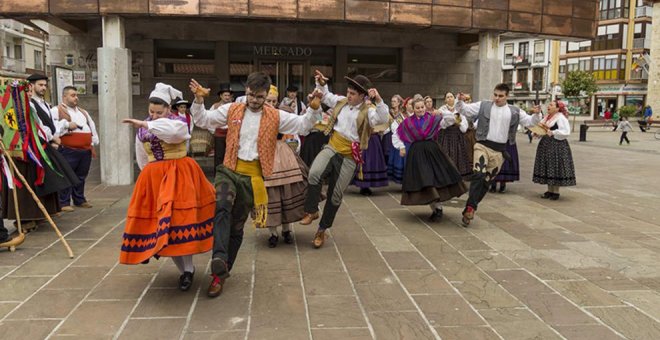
[120,83,215,291]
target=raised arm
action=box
[189,79,229,130]
[146,119,191,144]
[518,106,542,127]
[278,106,322,135]
[454,100,481,119]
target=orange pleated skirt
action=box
[119,157,216,265]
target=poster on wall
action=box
[54,66,74,105]
[74,70,86,82]
[91,71,98,83]
[74,83,87,95]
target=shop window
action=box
[155,40,215,77]
[347,47,401,82]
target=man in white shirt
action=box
[50,86,99,211]
[189,72,321,298]
[454,83,541,226]
[299,70,389,248]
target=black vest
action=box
[30,98,57,134]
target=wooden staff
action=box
[0,140,74,258]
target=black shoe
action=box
[268,234,279,248]
[179,270,194,291]
[498,183,507,193]
[428,209,443,222]
[541,192,552,199]
[549,193,560,201]
[360,188,373,196]
[489,184,497,193]
[282,230,293,244]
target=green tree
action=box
[617,105,637,118]
[561,70,598,98]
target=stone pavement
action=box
[1,131,660,340]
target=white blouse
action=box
[456,100,540,143]
[439,105,468,133]
[135,118,190,170]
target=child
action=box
[618,116,632,145]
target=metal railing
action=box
[633,38,651,49]
[636,6,653,18]
[512,55,533,66]
[630,69,649,80]
[0,56,26,73]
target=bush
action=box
[617,105,638,118]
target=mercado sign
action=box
[253,45,313,57]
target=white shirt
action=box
[317,84,389,142]
[456,100,539,143]
[135,118,190,170]
[190,102,320,161]
[391,119,405,150]
[50,105,100,145]
[439,105,468,133]
[30,95,55,140]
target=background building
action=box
[553,0,652,118]
[0,19,48,85]
[500,37,553,108]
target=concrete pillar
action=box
[98,16,133,185]
[647,1,660,119]
[473,32,501,101]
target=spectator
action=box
[618,116,632,145]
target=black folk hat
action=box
[286,84,298,92]
[344,75,372,95]
[173,98,192,108]
[217,83,232,95]
[27,73,48,82]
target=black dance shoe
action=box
[282,231,294,244]
[268,234,279,248]
[549,193,560,201]
[541,192,552,199]
[428,209,443,222]
[179,270,194,291]
[360,188,373,196]
[498,183,507,193]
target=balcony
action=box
[630,69,649,80]
[1,56,26,73]
[512,55,532,67]
[633,38,651,49]
[513,81,531,92]
[636,6,652,18]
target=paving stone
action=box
[381,251,432,271]
[546,280,624,307]
[118,318,186,339]
[355,283,416,312]
[307,295,366,328]
[435,326,500,340]
[6,289,87,319]
[553,325,624,340]
[311,328,372,340]
[413,294,485,327]
[247,327,309,340]
[249,281,307,331]
[514,257,583,280]
[88,274,153,300]
[0,302,19,319]
[462,251,520,271]
[586,306,660,339]
[56,300,135,336]
[452,279,522,309]
[44,265,112,290]
[183,331,246,340]
[523,293,597,326]
[573,267,648,291]
[188,294,249,332]
[132,288,195,317]
[395,270,455,295]
[303,271,354,296]
[369,311,436,339]
[486,269,554,297]
[479,307,562,340]
[0,320,60,340]
[612,290,660,320]
[0,276,50,301]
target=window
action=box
[559,60,567,80]
[347,47,401,82]
[155,40,215,76]
[599,0,629,20]
[534,40,545,63]
[594,24,624,51]
[503,69,513,86]
[579,58,591,71]
[14,45,22,59]
[34,50,42,70]
[516,69,529,90]
[532,68,544,90]
[518,42,529,61]
[504,44,514,65]
[593,54,625,80]
[567,58,579,72]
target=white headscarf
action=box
[149,82,182,105]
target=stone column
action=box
[98,16,133,185]
[473,32,501,101]
[647,1,660,119]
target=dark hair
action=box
[494,83,510,95]
[148,97,169,107]
[444,91,455,98]
[62,86,77,96]
[246,72,272,93]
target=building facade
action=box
[0,19,48,85]
[0,0,600,185]
[499,38,554,108]
[553,0,652,117]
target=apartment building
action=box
[500,38,554,108]
[0,19,48,85]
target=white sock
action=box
[429,201,443,211]
[172,257,185,274]
[182,255,194,273]
[268,226,278,235]
[282,223,292,232]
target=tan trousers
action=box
[472,143,505,182]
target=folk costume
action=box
[532,107,576,200]
[387,113,406,184]
[491,141,520,193]
[211,83,232,170]
[351,127,389,194]
[301,75,389,247]
[120,84,215,292]
[190,82,320,297]
[455,99,541,226]
[394,112,467,221]
[300,110,331,167]
[438,105,472,179]
[51,100,99,209]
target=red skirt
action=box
[119,157,216,265]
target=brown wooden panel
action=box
[433,0,471,7]
[201,0,248,16]
[250,0,297,18]
[508,12,541,33]
[473,8,507,30]
[542,15,572,36]
[298,0,344,21]
[99,0,148,14]
[390,3,432,25]
[345,0,389,23]
[472,0,508,11]
[0,0,47,13]
[51,0,98,14]
[393,0,432,4]
[509,0,540,13]
[432,5,472,27]
[572,18,597,38]
[573,0,598,20]
[150,0,199,15]
[543,0,573,17]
